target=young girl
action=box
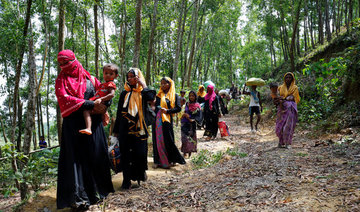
[79,64,118,135]
[181,91,202,158]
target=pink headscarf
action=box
[55,50,100,117]
[205,84,216,110]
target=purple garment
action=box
[155,111,170,168]
[180,105,198,153]
[275,101,298,145]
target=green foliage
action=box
[0,144,59,197]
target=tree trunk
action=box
[289,0,302,72]
[94,0,100,78]
[16,100,23,151]
[316,0,324,44]
[10,0,32,146]
[57,0,65,144]
[324,0,331,42]
[349,0,353,24]
[145,0,158,85]
[332,0,337,34]
[186,0,199,88]
[172,0,186,81]
[121,0,127,81]
[46,35,51,147]
[0,115,8,144]
[70,0,79,51]
[309,10,315,48]
[133,0,142,68]
[21,23,37,200]
[84,11,88,70]
[101,5,110,61]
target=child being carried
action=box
[79,64,118,135]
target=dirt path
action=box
[16,110,360,211]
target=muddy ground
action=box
[3,107,360,212]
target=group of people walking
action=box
[54,49,300,210]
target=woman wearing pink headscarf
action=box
[55,50,114,210]
[203,84,221,141]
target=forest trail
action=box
[15,107,360,211]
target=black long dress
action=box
[152,94,186,166]
[57,80,114,209]
[113,88,156,185]
[203,96,221,138]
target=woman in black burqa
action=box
[113,68,156,189]
[55,50,114,210]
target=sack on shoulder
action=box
[108,136,122,173]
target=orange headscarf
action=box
[123,68,146,134]
[278,72,300,104]
[197,85,206,98]
[157,77,175,123]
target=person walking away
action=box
[203,84,221,141]
[152,77,186,168]
[113,68,156,189]
[55,50,114,210]
[274,72,300,149]
[243,85,262,132]
[39,135,47,149]
[215,88,228,115]
[230,83,238,100]
[181,91,201,158]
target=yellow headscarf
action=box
[278,72,300,104]
[197,85,206,98]
[157,77,175,123]
[123,68,146,134]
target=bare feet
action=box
[79,129,92,135]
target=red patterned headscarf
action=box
[55,50,100,117]
[205,84,216,110]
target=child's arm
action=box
[98,88,116,103]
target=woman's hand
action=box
[92,103,107,114]
[160,108,167,114]
[136,76,147,88]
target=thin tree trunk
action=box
[101,5,110,61]
[0,115,8,144]
[94,0,100,78]
[133,0,142,68]
[317,0,324,44]
[309,11,315,48]
[16,100,22,151]
[173,0,186,81]
[70,0,78,51]
[145,0,158,85]
[120,0,127,81]
[186,0,199,88]
[46,33,51,146]
[84,11,88,70]
[325,0,332,42]
[332,0,337,34]
[57,0,65,144]
[290,0,302,72]
[11,0,32,146]
[21,23,37,200]
[349,0,353,23]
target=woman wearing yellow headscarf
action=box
[113,68,156,189]
[197,85,206,103]
[152,77,186,168]
[275,72,300,149]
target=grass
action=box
[191,148,248,169]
